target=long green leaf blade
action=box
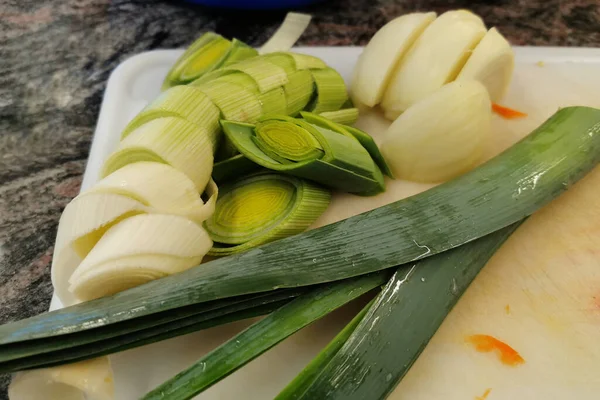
[274,299,373,400]
[298,222,523,399]
[143,272,388,400]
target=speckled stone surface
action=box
[1,0,599,396]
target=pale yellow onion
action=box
[381,10,486,119]
[51,163,217,306]
[68,213,212,302]
[456,27,514,102]
[381,80,491,183]
[8,357,113,400]
[350,12,436,107]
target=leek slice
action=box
[221,39,258,67]
[308,68,349,113]
[162,32,232,90]
[102,117,214,190]
[221,116,385,195]
[381,10,487,119]
[2,107,600,366]
[205,172,330,256]
[192,78,263,123]
[288,52,328,70]
[51,162,216,306]
[294,222,521,400]
[260,12,312,54]
[263,52,297,74]
[319,108,359,125]
[8,357,113,400]
[222,57,288,93]
[68,214,212,301]
[120,85,221,149]
[299,111,392,178]
[351,12,436,107]
[142,272,386,400]
[283,70,314,116]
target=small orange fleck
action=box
[492,103,528,119]
[475,388,492,400]
[467,334,525,366]
[505,304,510,314]
[593,296,600,310]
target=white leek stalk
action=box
[456,27,515,102]
[9,358,113,400]
[381,10,486,119]
[68,214,212,301]
[351,12,436,107]
[380,80,491,183]
[260,13,312,54]
[102,117,214,190]
[51,162,217,306]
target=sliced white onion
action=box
[456,27,515,102]
[350,12,436,107]
[381,10,487,119]
[68,213,212,302]
[381,80,491,183]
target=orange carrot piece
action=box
[492,103,527,119]
[467,334,525,366]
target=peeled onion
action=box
[381,10,487,119]
[381,80,491,183]
[350,12,436,107]
[456,27,514,102]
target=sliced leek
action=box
[283,70,314,116]
[3,107,598,355]
[52,162,216,306]
[381,80,492,182]
[222,57,289,93]
[191,78,263,123]
[456,27,515,102]
[162,32,233,90]
[308,67,349,114]
[120,85,221,149]
[221,39,258,67]
[205,172,330,256]
[143,272,386,400]
[102,117,214,190]
[381,10,487,119]
[260,12,312,54]
[69,214,212,301]
[221,115,385,195]
[351,12,436,107]
[318,108,359,125]
[295,222,521,400]
[288,52,327,70]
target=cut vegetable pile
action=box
[5,9,600,400]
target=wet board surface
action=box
[51,46,600,399]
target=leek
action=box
[143,272,387,400]
[120,85,221,148]
[319,108,359,125]
[102,117,214,190]
[205,172,331,256]
[307,68,349,114]
[260,13,312,54]
[294,222,522,399]
[220,115,385,195]
[1,107,599,370]
[162,32,234,90]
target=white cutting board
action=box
[51,47,600,399]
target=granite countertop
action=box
[1,0,599,396]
